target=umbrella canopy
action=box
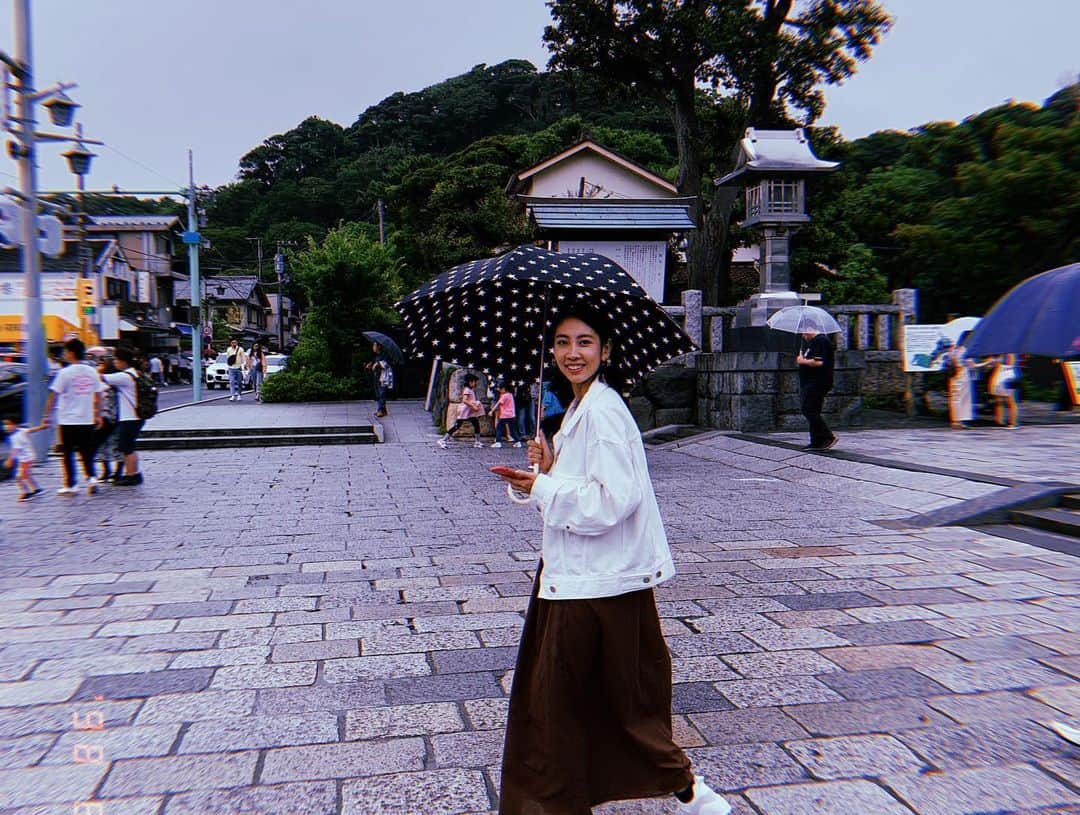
[965,263,1080,359]
[395,244,694,391]
[362,331,404,365]
[766,305,842,334]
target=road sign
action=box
[38,215,64,257]
[0,198,21,248]
[274,253,285,275]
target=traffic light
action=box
[76,278,96,316]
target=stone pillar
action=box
[837,314,850,350]
[857,313,871,350]
[893,288,918,323]
[709,314,724,353]
[875,313,891,350]
[682,289,703,349]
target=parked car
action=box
[265,354,288,377]
[0,362,27,423]
[205,353,230,389]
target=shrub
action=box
[260,370,374,403]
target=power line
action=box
[100,143,185,189]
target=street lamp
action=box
[43,89,79,127]
[1,0,103,457]
[61,135,95,177]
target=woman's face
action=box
[553,316,609,388]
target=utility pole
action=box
[247,236,264,280]
[273,240,295,352]
[185,151,203,402]
[12,0,45,457]
[377,198,385,245]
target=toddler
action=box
[3,416,44,501]
[490,381,522,448]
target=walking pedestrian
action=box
[225,339,248,402]
[249,343,266,401]
[41,338,105,495]
[438,373,485,448]
[490,381,522,448]
[796,320,837,450]
[515,381,534,441]
[95,357,123,482]
[989,353,1021,428]
[492,305,732,815]
[148,354,165,387]
[3,415,45,500]
[539,379,565,438]
[946,335,991,429]
[367,341,394,418]
[103,348,147,486]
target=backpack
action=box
[126,369,159,420]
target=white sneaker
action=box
[473,441,484,448]
[57,486,78,496]
[86,477,101,495]
[437,437,448,449]
[490,442,502,448]
[1049,721,1080,746]
[675,776,732,815]
[512,441,523,448]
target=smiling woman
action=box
[496,304,732,815]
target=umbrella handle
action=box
[507,462,539,506]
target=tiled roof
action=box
[175,275,260,303]
[87,215,180,231]
[527,199,695,231]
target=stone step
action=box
[1060,494,1080,510]
[141,425,370,439]
[138,432,377,450]
[1010,507,1080,539]
[979,523,1080,558]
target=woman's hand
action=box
[498,469,537,495]
[527,433,553,474]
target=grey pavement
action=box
[1,400,1079,814]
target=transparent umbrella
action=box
[766,305,842,334]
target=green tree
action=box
[544,0,892,303]
[289,223,404,378]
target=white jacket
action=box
[529,380,676,600]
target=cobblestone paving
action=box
[1,402,1078,814]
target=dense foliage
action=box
[202,54,1078,323]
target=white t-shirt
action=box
[149,357,162,374]
[103,370,139,422]
[8,428,36,463]
[49,362,104,426]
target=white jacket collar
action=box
[557,378,610,439]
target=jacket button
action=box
[565,525,571,530]
[655,571,662,578]
[549,586,556,593]
[643,576,650,583]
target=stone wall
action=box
[696,350,865,432]
[627,362,698,431]
[430,366,497,438]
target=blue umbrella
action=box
[965,263,1080,359]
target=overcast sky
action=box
[2,0,1076,194]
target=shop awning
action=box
[172,322,193,336]
[119,319,138,332]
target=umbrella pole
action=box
[508,291,549,506]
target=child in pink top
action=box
[439,374,486,449]
[489,381,522,448]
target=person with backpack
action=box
[102,347,156,486]
[226,338,249,402]
[367,341,394,418]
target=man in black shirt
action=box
[796,321,838,450]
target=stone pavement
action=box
[1,400,1079,815]
[764,408,1079,486]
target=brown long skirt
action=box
[499,562,693,815]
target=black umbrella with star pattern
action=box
[395,244,695,393]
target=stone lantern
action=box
[715,128,839,329]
